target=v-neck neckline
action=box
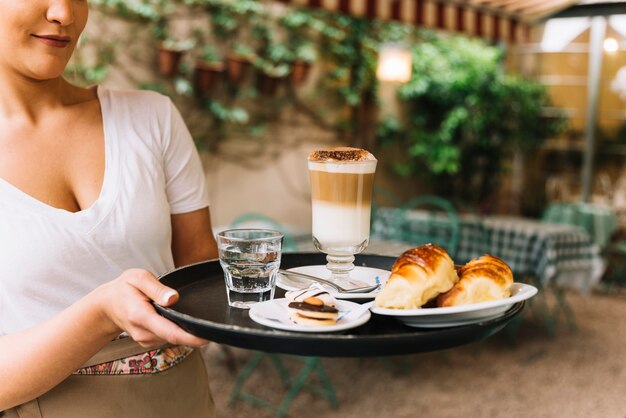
[0,86,119,229]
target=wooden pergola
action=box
[277,0,586,42]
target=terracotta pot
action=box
[226,54,252,83]
[290,60,311,85]
[157,47,183,77]
[194,61,224,96]
[256,72,285,97]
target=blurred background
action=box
[76,0,626,232]
[74,1,626,416]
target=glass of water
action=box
[217,229,283,309]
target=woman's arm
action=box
[171,207,218,267]
[0,269,208,411]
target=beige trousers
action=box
[3,345,215,418]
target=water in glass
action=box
[217,229,283,309]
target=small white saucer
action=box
[249,298,371,332]
[276,265,391,300]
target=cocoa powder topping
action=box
[308,147,375,162]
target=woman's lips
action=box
[32,34,71,48]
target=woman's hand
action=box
[97,269,209,348]
[0,269,208,409]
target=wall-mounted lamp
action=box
[376,43,412,83]
[604,37,619,53]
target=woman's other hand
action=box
[97,269,209,348]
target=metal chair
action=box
[230,353,337,418]
[536,202,617,333]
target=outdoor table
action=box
[373,208,605,292]
[155,253,524,357]
[542,202,617,249]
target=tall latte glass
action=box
[308,147,377,282]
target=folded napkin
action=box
[285,283,337,307]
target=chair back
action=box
[229,212,299,252]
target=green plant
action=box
[294,42,317,63]
[65,38,116,84]
[255,60,290,77]
[86,1,419,147]
[232,43,255,59]
[207,100,249,124]
[90,0,172,21]
[384,35,567,206]
[160,38,194,51]
[254,43,291,77]
[200,45,222,63]
[195,0,265,42]
[265,43,293,64]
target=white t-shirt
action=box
[0,87,210,335]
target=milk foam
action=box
[312,201,371,247]
[308,160,377,174]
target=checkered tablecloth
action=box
[372,209,605,292]
[542,202,617,249]
[371,208,488,260]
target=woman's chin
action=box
[26,60,70,82]
[28,71,66,82]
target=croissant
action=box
[436,254,513,307]
[375,244,459,309]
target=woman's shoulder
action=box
[99,86,174,113]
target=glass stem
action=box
[326,254,355,282]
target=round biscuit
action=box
[288,307,338,320]
[290,314,337,327]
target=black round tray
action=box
[154,253,524,357]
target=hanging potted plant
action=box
[255,60,290,97]
[226,43,255,84]
[157,38,193,77]
[154,17,194,77]
[254,43,291,96]
[291,42,317,85]
[194,46,224,96]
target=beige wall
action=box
[201,137,327,232]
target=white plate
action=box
[370,283,538,328]
[276,265,391,300]
[249,298,371,333]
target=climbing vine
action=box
[68,0,414,155]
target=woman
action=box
[0,1,218,416]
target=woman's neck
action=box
[0,72,88,125]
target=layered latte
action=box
[308,147,377,255]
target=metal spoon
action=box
[278,269,380,293]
